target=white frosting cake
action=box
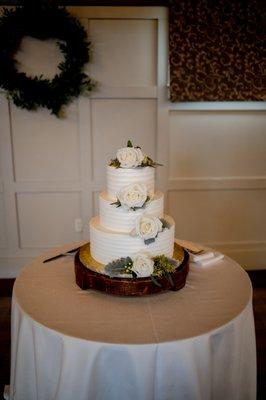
[99,190,164,232]
[90,215,175,264]
[107,165,155,200]
[89,142,175,269]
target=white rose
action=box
[135,215,163,240]
[117,183,148,209]
[116,147,144,168]
[132,253,154,277]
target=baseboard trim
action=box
[247,270,266,288]
[0,278,15,297]
[0,270,265,297]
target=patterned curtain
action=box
[169,0,266,101]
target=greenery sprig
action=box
[160,218,171,230]
[0,2,95,116]
[142,155,162,168]
[105,254,180,287]
[105,257,133,277]
[109,158,121,168]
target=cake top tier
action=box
[106,140,161,199]
[106,165,155,200]
[109,140,160,169]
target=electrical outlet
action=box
[74,218,83,232]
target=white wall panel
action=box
[88,19,157,87]
[11,103,80,182]
[15,37,64,79]
[91,99,157,183]
[169,111,266,179]
[16,192,82,248]
[169,189,266,244]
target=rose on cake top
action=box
[117,145,144,168]
[109,140,161,169]
[111,182,151,211]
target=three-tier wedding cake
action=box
[75,140,189,295]
[89,140,175,276]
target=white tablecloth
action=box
[10,243,256,400]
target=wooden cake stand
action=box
[75,243,189,296]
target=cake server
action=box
[43,246,81,263]
[175,239,205,255]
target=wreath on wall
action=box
[0,2,94,117]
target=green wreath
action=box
[0,3,94,116]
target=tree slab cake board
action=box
[75,243,189,296]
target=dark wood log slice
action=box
[75,247,189,296]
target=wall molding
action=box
[169,103,266,111]
[2,269,266,296]
[68,6,168,19]
[168,177,266,191]
[90,86,157,99]
[14,181,82,193]
[0,2,169,6]
[0,277,15,296]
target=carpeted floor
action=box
[0,275,266,399]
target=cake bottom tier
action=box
[90,215,175,265]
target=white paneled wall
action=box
[16,192,81,248]
[170,189,266,243]
[169,110,266,268]
[0,6,265,276]
[91,99,156,184]
[11,104,80,182]
[169,111,266,178]
[88,19,157,87]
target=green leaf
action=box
[105,257,133,277]
[109,158,121,168]
[151,275,162,287]
[160,218,171,229]
[110,200,121,208]
[131,271,137,278]
[141,155,162,168]
[165,270,174,287]
[144,238,156,245]
[127,140,133,147]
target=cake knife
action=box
[43,245,81,263]
[175,239,205,255]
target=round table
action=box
[10,242,256,400]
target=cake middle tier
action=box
[90,215,175,265]
[99,190,164,233]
